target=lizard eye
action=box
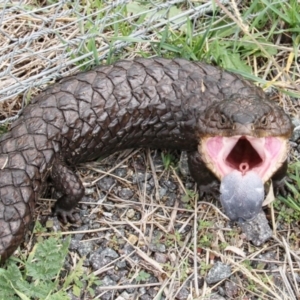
[220,114,227,126]
[260,115,268,126]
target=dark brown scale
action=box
[0,57,293,261]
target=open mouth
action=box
[200,135,288,182]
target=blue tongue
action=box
[220,170,264,222]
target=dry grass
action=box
[55,147,298,299]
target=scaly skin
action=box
[0,58,293,261]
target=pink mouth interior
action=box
[205,135,283,180]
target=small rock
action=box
[132,172,151,184]
[179,151,190,177]
[291,118,300,142]
[140,295,153,300]
[69,239,80,251]
[101,247,119,259]
[154,253,168,263]
[146,183,153,192]
[84,187,95,195]
[97,292,114,300]
[127,234,138,245]
[119,188,134,199]
[90,253,104,270]
[114,168,128,178]
[206,261,231,284]
[95,276,116,300]
[165,193,176,206]
[74,225,89,240]
[126,208,136,219]
[162,179,177,191]
[239,210,273,246]
[103,200,114,211]
[139,287,147,295]
[176,285,190,300]
[125,279,137,293]
[116,260,127,269]
[77,241,94,258]
[148,287,159,297]
[149,243,166,253]
[89,247,119,270]
[107,268,129,282]
[159,187,167,198]
[115,291,131,300]
[225,280,239,298]
[97,176,115,191]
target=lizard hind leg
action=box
[50,159,84,223]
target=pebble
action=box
[224,280,239,298]
[114,168,128,178]
[291,118,300,142]
[107,268,129,282]
[206,261,231,284]
[126,208,136,219]
[74,225,89,240]
[159,187,167,198]
[89,247,119,271]
[162,179,177,191]
[119,188,134,199]
[132,172,152,183]
[77,240,94,258]
[115,291,131,300]
[101,247,119,258]
[97,176,116,191]
[239,210,273,246]
[84,187,94,195]
[95,276,116,300]
[149,243,166,253]
[154,252,168,263]
[140,294,153,300]
[103,200,114,211]
[116,260,127,269]
[176,285,190,299]
[179,151,190,177]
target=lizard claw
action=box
[198,180,220,199]
[273,176,292,197]
[53,205,77,223]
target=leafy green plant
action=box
[198,233,214,248]
[0,234,101,299]
[200,261,211,276]
[242,259,253,271]
[165,231,183,247]
[0,123,9,135]
[0,236,70,299]
[277,161,300,219]
[182,189,197,203]
[135,270,151,282]
[161,152,176,169]
[198,220,213,230]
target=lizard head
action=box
[199,95,293,183]
[198,95,293,222]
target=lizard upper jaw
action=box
[200,135,288,182]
